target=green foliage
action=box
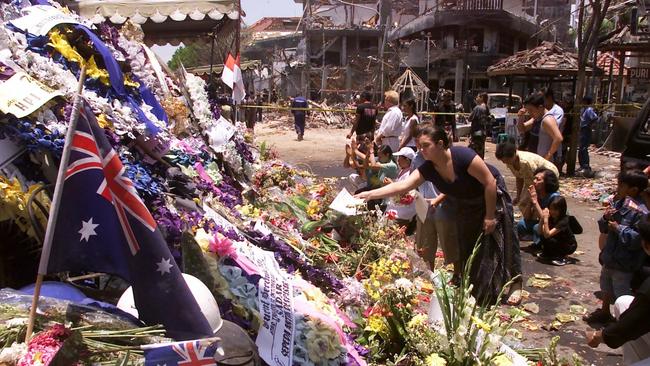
[168,44,200,70]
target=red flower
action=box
[399,194,414,205]
[386,210,397,220]
[325,253,339,263]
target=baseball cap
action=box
[393,147,415,161]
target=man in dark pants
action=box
[578,95,598,172]
[291,95,309,141]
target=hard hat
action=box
[117,273,223,333]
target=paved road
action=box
[256,125,625,365]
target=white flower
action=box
[5,318,28,328]
[0,342,27,364]
[395,278,414,293]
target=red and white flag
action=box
[221,53,246,103]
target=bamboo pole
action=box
[25,65,87,342]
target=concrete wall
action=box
[400,39,428,68]
[419,0,436,13]
[312,4,377,26]
[502,0,525,17]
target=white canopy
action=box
[72,0,239,25]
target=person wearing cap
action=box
[384,147,418,232]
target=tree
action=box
[168,43,200,70]
[566,0,612,175]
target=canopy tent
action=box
[391,69,430,111]
[64,0,239,46]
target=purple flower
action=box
[246,232,343,294]
[234,137,254,163]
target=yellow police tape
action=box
[236,102,643,117]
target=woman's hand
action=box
[586,330,603,348]
[483,217,497,233]
[528,185,537,202]
[355,191,374,201]
[541,208,550,220]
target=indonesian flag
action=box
[221,53,246,103]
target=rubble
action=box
[487,41,587,75]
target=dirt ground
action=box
[255,123,624,365]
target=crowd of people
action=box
[341,88,650,364]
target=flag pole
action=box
[25,65,87,342]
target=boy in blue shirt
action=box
[585,170,649,323]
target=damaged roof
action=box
[487,41,596,76]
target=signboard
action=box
[10,5,80,36]
[630,68,650,80]
[0,72,62,118]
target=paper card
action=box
[0,72,62,118]
[10,5,80,36]
[253,220,273,236]
[328,188,364,216]
[498,344,529,366]
[205,117,236,153]
[415,192,429,223]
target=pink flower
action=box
[18,324,75,366]
[209,233,237,259]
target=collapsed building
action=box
[242,0,418,102]
[391,0,556,108]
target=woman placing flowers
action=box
[356,126,522,304]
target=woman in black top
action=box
[356,126,522,304]
[538,196,577,265]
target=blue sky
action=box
[154,0,302,61]
[242,0,303,26]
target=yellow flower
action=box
[96,113,113,128]
[425,353,447,366]
[365,315,388,334]
[48,30,84,64]
[491,354,514,366]
[471,316,492,332]
[193,228,212,252]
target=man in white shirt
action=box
[542,88,564,166]
[543,88,564,129]
[375,90,403,151]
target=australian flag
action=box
[45,100,213,340]
[144,339,221,366]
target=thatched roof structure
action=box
[391,69,430,110]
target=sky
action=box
[153,0,303,62]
